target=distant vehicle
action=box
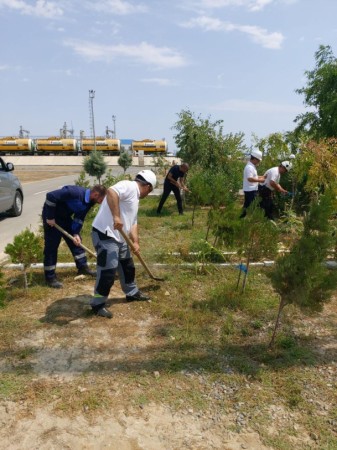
[0,137,34,155]
[35,137,77,155]
[131,139,168,155]
[80,137,120,155]
[0,136,168,156]
[0,157,24,216]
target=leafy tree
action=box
[173,110,244,231]
[294,45,337,139]
[233,200,279,292]
[252,132,294,173]
[75,170,91,188]
[118,150,132,174]
[295,138,337,195]
[5,228,43,289]
[268,192,337,346]
[101,168,117,188]
[151,153,170,178]
[83,150,107,184]
[172,109,247,170]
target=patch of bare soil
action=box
[15,167,81,183]
[0,280,272,450]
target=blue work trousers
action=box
[43,222,87,281]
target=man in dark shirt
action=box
[42,184,106,288]
[157,163,190,215]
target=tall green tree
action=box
[294,45,337,139]
[172,109,247,169]
[268,192,337,346]
[118,149,132,174]
[83,150,107,184]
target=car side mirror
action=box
[6,162,14,171]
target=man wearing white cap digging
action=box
[240,149,265,218]
[259,161,292,220]
[90,170,157,319]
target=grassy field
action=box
[0,192,336,449]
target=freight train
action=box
[0,137,168,156]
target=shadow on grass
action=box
[84,338,325,377]
[39,284,159,326]
[0,329,334,377]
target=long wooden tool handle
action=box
[119,228,157,280]
[54,223,97,258]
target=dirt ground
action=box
[15,166,82,183]
[1,168,336,449]
[0,279,274,450]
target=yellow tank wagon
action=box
[0,137,34,155]
[131,139,167,155]
[80,138,121,155]
[35,137,77,155]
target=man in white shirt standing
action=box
[259,161,292,220]
[90,170,157,319]
[240,149,265,218]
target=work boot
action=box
[46,278,63,289]
[92,304,113,319]
[126,290,150,302]
[77,265,96,277]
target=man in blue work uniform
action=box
[156,162,190,215]
[42,184,107,289]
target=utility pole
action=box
[89,90,96,151]
[112,115,116,138]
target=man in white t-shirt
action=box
[240,149,265,218]
[259,161,292,220]
[90,170,157,318]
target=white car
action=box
[0,157,24,216]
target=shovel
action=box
[119,228,164,282]
[54,223,97,258]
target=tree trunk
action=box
[269,296,286,348]
[23,269,28,290]
[192,204,196,227]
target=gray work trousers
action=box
[90,229,138,307]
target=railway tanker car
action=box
[131,139,167,155]
[0,137,34,155]
[35,137,78,155]
[80,138,121,155]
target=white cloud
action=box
[0,64,10,71]
[84,0,147,15]
[141,78,178,86]
[63,39,188,69]
[0,0,63,18]
[197,0,272,10]
[188,0,297,11]
[210,99,301,113]
[182,15,284,49]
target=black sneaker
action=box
[77,265,96,277]
[92,305,113,319]
[126,290,150,302]
[46,278,63,289]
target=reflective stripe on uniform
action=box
[45,199,56,207]
[74,252,86,260]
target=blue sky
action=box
[0,0,336,153]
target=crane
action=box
[19,126,30,138]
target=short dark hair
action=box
[91,185,107,196]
